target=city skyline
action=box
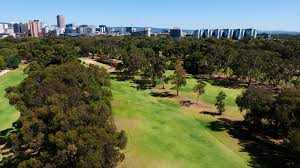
[0,0,300,32]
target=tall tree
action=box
[215,91,227,115]
[193,81,206,100]
[171,60,187,96]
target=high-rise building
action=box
[212,29,222,39]
[78,25,96,35]
[125,27,137,34]
[57,15,66,29]
[13,23,28,34]
[193,29,204,39]
[221,29,234,39]
[65,23,77,34]
[131,27,152,37]
[203,29,213,38]
[28,20,41,37]
[145,27,151,37]
[170,28,183,39]
[0,22,15,38]
[96,25,107,34]
[233,29,244,40]
[244,28,257,39]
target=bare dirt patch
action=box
[0,70,10,77]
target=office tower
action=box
[57,15,66,29]
[221,29,234,39]
[125,27,137,34]
[28,20,41,37]
[131,27,152,37]
[170,28,183,39]
[96,25,107,34]
[233,29,245,40]
[244,28,257,39]
[203,29,213,38]
[78,25,96,35]
[0,22,15,37]
[212,29,222,39]
[13,23,27,34]
[193,29,204,39]
[145,27,151,37]
[65,23,77,34]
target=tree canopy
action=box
[3,61,127,168]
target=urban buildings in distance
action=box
[0,14,264,40]
[193,28,257,40]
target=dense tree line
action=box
[236,86,300,165]
[0,39,21,70]
[1,36,299,87]
[2,61,126,167]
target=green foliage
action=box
[274,87,300,129]
[171,60,187,96]
[3,61,126,167]
[236,87,275,127]
[215,91,227,115]
[193,80,206,99]
[0,56,5,70]
[5,55,21,69]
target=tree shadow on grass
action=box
[150,91,176,98]
[204,118,299,168]
[200,111,221,117]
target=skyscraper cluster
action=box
[192,28,257,40]
[0,14,260,40]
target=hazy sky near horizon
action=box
[1,0,300,31]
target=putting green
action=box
[0,65,27,132]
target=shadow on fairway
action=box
[150,91,176,98]
[200,111,221,117]
[204,118,299,168]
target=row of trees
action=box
[1,36,298,87]
[70,36,300,87]
[236,86,300,158]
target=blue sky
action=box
[1,0,300,31]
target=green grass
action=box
[0,65,250,167]
[112,80,249,168]
[0,65,27,132]
[165,70,243,107]
[180,77,243,107]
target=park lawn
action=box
[112,80,250,168]
[164,70,243,107]
[0,64,250,167]
[0,65,27,132]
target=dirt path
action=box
[0,70,10,77]
[79,57,116,73]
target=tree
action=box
[3,61,127,168]
[171,60,186,96]
[274,87,300,134]
[160,74,171,89]
[236,87,275,128]
[193,81,206,100]
[215,91,227,115]
[5,55,21,69]
[0,55,5,70]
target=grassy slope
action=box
[113,80,249,168]
[0,64,250,167]
[0,65,26,131]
